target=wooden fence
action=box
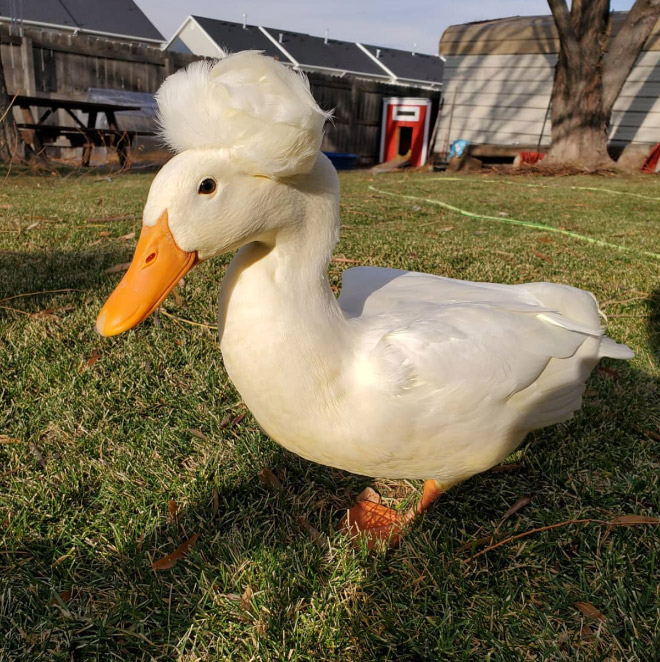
[1,25,440,166]
[309,73,440,165]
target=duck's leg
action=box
[339,479,451,550]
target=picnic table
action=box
[13,94,155,168]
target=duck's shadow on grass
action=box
[0,247,134,311]
[2,263,659,658]
[5,355,660,662]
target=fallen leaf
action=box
[105,262,131,274]
[218,592,242,601]
[575,602,606,622]
[648,430,660,442]
[298,516,327,547]
[52,551,74,567]
[240,585,254,614]
[86,351,101,368]
[119,231,136,241]
[532,249,552,263]
[188,428,208,441]
[98,231,110,237]
[48,590,72,606]
[499,496,532,525]
[0,435,20,444]
[580,624,596,642]
[151,533,199,570]
[609,514,660,526]
[29,442,46,469]
[257,468,282,491]
[167,498,178,522]
[232,412,246,426]
[25,222,39,232]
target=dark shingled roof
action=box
[0,0,163,41]
[191,16,283,59]
[360,44,443,84]
[263,28,386,77]
[266,28,387,78]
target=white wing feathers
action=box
[339,267,632,428]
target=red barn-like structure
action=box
[379,98,432,167]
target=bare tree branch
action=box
[602,0,660,109]
[547,0,581,68]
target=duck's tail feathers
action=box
[598,336,634,360]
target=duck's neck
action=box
[217,162,352,436]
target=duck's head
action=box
[96,51,330,337]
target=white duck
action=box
[97,52,633,548]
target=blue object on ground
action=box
[323,152,358,170]
[448,140,471,159]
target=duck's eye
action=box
[198,178,217,195]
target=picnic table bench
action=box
[13,94,155,168]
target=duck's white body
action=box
[218,155,632,482]
[98,52,633,520]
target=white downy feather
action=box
[156,51,331,177]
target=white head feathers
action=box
[155,51,331,178]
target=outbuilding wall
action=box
[434,13,660,158]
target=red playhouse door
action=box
[379,98,432,167]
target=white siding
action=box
[434,49,660,154]
[435,53,555,153]
[177,20,224,58]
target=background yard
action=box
[1,167,659,661]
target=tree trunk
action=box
[545,0,660,169]
[0,37,23,163]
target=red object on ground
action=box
[518,151,546,165]
[380,98,432,167]
[641,142,660,173]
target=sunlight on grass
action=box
[1,168,659,660]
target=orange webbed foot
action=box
[338,490,412,550]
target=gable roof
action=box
[359,43,443,84]
[261,27,386,77]
[439,11,660,56]
[0,0,163,42]
[166,16,441,87]
[191,16,283,59]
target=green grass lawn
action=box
[1,166,659,661]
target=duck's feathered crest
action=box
[155,51,331,177]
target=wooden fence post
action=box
[20,36,35,95]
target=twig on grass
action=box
[463,518,604,562]
[0,288,81,305]
[0,304,32,315]
[462,515,660,562]
[159,309,217,330]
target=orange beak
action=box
[96,210,198,337]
